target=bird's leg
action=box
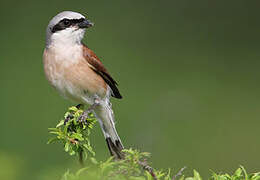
[77,100,100,124]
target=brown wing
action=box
[82,44,122,99]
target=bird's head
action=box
[46,11,93,47]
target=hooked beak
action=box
[78,19,94,29]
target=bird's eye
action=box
[63,19,71,26]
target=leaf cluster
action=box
[61,164,260,180]
[61,149,173,180]
[210,166,260,180]
[48,105,96,159]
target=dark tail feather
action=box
[94,101,124,160]
[106,137,124,159]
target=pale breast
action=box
[43,47,107,104]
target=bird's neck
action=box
[48,36,83,48]
[46,41,83,66]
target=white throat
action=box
[46,27,85,48]
[46,30,85,67]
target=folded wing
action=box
[82,44,122,99]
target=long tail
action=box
[94,101,124,159]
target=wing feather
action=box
[82,44,122,99]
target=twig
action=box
[79,149,84,166]
[138,160,158,180]
[172,166,186,180]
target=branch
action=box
[138,160,158,180]
[172,166,186,180]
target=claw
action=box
[77,111,90,124]
[76,101,99,125]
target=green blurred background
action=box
[0,0,259,179]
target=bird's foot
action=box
[77,110,91,124]
[64,104,83,125]
[77,101,99,124]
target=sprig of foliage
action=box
[48,106,260,180]
[61,164,260,180]
[48,105,96,161]
[210,166,260,180]
[61,148,174,180]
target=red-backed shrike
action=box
[43,11,124,159]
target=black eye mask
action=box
[51,18,85,33]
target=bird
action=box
[43,11,124,159]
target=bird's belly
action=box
[43,51,107,104]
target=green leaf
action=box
[71,133,84,141]
[90,157,98,165]
[47,137,58,144]
[249,172,260,180]
[61,170,71,180]
[240,166,248,180]
[193,170,202,180]
[48,128,58,131]
[76,167,90,176]
[56,120,65,128]
[64,142,70,152]
[83,144,95,156]
[68,106,78,112]
[49,131,60,135]
[69,150,76,156]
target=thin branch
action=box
[79,149,84,166]
[138,160,158,180]
[172,166,186,180]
